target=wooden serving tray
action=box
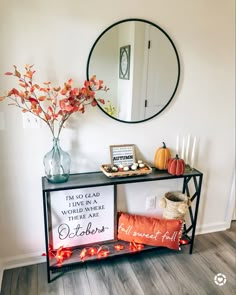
[101,164,152,178]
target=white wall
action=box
[0,0,235,268]
[89,25,119,110]
[117,22,135,120]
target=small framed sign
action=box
[119,45,131,80]
[47,185,116,249]
[110,144,136,166]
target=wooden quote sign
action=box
[48,185,116,249]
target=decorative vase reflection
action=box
[43,137,71,183]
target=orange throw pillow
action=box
[117,212,183,250]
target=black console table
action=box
[42,168,203,283]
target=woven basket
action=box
[159,191,191,220]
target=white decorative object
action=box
[131,164,138,170]
[191,137,196,168]
[181,137,185,160]
[159,191,191,220]
[185,134,191,164]
[176,134,179,155]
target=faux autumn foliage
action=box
[0,65,108,137]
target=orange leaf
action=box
[38,96,46,101]
[29,97,39,104]
[61,79,73,95]
[89,75,96,81]
[59,99,66,110]
[39,87,47,92]
[78,104,84,112]
[15,70,21,78]
[24,70,35,79]
[44,113,51,121]
[30,86,35,93]
[57,110,63,116]
[91,99,97,107]
[70,88,79,96]
[53,86,61,92]
[33,108,42,115]
[67,79,73,86]
[34,84,40,89]
[84,80,90,88]
[8,88,19,96]
[47,106,53,114]
[60,87,67,95]
[0,96,6,101]
[65,105,74,112]
[18,91,26,103]
[25,64,34,70]
[72,106,79,112]
[97,98,105,104]
[19,82,28,88]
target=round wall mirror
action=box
[87,19,180,123]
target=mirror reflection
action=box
[87,19,180,123]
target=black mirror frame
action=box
[86,18,181,124]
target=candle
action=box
[176,135,179,155]
[87,247,97,256]
[129,241,144,251]
[97,249,109,258]
[114,244,125,251]
[181,137,185,160]
[185,134,191,164]
[190,137,196,168]
[179,238,189,245]
[80,248,87,260]
[136,244,144,250]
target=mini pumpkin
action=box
[154,142,171,170]
[167,154,185,176]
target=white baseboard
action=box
[196,221,228,235]
[225,170,236,228]
[1,251,46,270]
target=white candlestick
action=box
[191,137,196,168]
[176,135,179,156]
[185,134,191,164]
[181,137,185,160]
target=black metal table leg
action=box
[182,173,203,254]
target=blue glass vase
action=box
[43,137,71,183]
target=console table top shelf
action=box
[42,168,203,192]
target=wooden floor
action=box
[1,222,235,295]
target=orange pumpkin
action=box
[154,142,171,170]
[167,154,185,176]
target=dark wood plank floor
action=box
[1,222,235,295]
